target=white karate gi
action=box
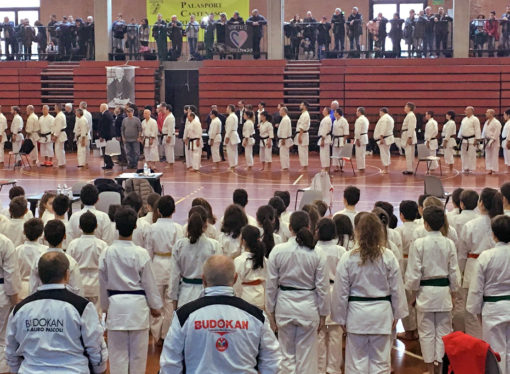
[162,113,176,164]
[333,208,358,228]
[183,119,191,168]
[266,237,330,374]
[467,242,510,374]
[242,119,255,167]
[332,116,349,168]
[442,119,457,165]
[25,113,39,163]
[207,117,222,163]
[10,114,23,161]
[225,113,240,168]
[502,119,510,166]
[405,231,460,363]
[259,120,274,163]
[168,235,220,308]
[354,115,369,170]
[331,248,408,373]
[75,116,89,166]
[218,233,243,259]
[38,114,54,158]
[15,240,46,299]
[449,210,478,240]
[52,112,67,166]
[144,218,183,341]
[2,218,26,248]
[67,206,115,244]
[315,240,346,374]
[295,111,310,167]
[318,116,332,168]
[233,252,267,309]
[424,118,439,169]
[0,114,7,163]
[374,113,395,167]
[142,117,159,162]
[188,118,203,170]
[458,115,481,172]
[482,118,502,172]
[83,108,93,140]
[401,112,417,172]
[278,115,293,169]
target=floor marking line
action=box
[175,187,203,205]
[292,174,303,185]
[392,345,423,361]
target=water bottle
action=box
[57,184,61,195]
[143,162,149,176]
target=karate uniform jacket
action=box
[52,112,67,143]
[374,113,395,145]
[354,115,369,146]
[294,111,310,146]
[332,116,349,147]
[482,118,502,148]
[317,117,332,146]
[16,241,47,283]
[159,286,281,374]
[242,120,255,146]
[450,210,478,239]
[277,115,293,147]
[10,114,23,143]
[0,233,21,304]
[401,112,417,145]
[0,113,7,143]
[233,252,268,309]
[142,118,158,148]
[99,240,163,330]
[162,113,176,145]
[208,117,222,145]
[225,113,240,145]
[218,233,243,259]
[502,120,510,149]
[25,113,39,142]
[424,118,439,150]
[405,231,460,312]
[74,116,89,142]
[188,118,203,149]
[258,121,274,147]
[442,119,457,148]
[68,206,115,244]
[5,284,108,374]
[3,218,27,248]
[395,221,419,258]
[458,115,481,144]
[38,114,55,143]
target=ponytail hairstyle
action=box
[290,211,315,250]
[301,204,320,234]
[479,188,504,218]
[333,214,354,247]
[192,197,216,225]
[423,196,450,237]
[221,204,248,239]
[256,205,276,257]
[241,225,266,270]
[268,196,285,232]
[372,207,390,245]
[188,206,208,244]
[354,213,385,265]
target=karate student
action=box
[467,215,510,374]
[442,111,457,173]
[10,106,23,164]
[354,106,369,172]
[0,106,7,166]
[66,212,107,312]
[295,101,311,170]
[269,197,292,243]
[277,106,293,171]
[3,197,29,247]
[266,211,330,374]
[242,110,256,169]
[333,185,360,228]
[144,195,183,346]
[424,110,439,171]
[502,182,510,216]
[374,107,395,174]
[74,108,89,168]
[161,103,176,166]
[331,213,408,373]
[142,108,159,171]
[450,189,479,236]
[331,108,349,171]
[218,205,248,259]
[315,218,346,374]
[6,252,107,374]
[459,188,503,338]
[16,218,46,299]
[186,112,202,172]
[51,195,72,250]
[25,105,39,166]
[482,108,502,174]
[447,188,464,220]
[458,106,481,173]
[318,107,332,171]
[0,230,20,373]
[207,109,222,169]
[99,207,162,374]
[225,104,240,169]
[183,106,192,169]
[503,109,510,173]
[405,206,460,374]
[38,105,54,167]
[52,104,67,168]
[259,111,273,171]
[401,102,417,175]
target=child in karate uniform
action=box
[218,205,248,259]
[242,110,255,169]
[318,107,332,171]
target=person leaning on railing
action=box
[168,15,183,60]
[201,13,215,60]
[185,15,200,60]
[152,14,167,61]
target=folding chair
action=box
[297,190,324,211]
[7,151,31,170]
[0,180,16,192]
[96,191,122,213]
[424,175,451,208]
[415,143,442,176]
[105,139,124,171]
[294,172,333,211]
[330,143,355,174]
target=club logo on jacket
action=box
[215,337,228,352]
[25,318,64,333]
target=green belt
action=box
[279,285,316,291]
[420,278,450,287]
[483,295,510,302]
[182,277,202,285]
[348,295,391,302]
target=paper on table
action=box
[95,139,107,148]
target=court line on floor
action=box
[392,345,423,361]
[175,186,203,205]
[292,174,303,185]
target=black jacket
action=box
[99,110,114,140]
[331,13,345,36]
[347,13,363,36]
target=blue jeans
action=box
[189,37,198,57]
[124,141,140,168]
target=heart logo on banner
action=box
[230,30,248,48]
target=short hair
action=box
[80,101,88,109]
[115,207,138,237]
[418,194,430,208]
[274,191,290,208]
[335,108,344,116]
[158,195,175,217]
[108,204,121,222]
[301,101,310,110]
[399,200,419,221]
[406,102,416,111]
[227,104,235,112]
[501,182,510,203]
[280,107,288,114]
[357,107,366,115]
[460,190,479,210]
[80,184,99,206]
[79,211,97,234]
[38,251,70,284]
[76,108,83,116]
[423,206,445,231]
[203,255,236,287]
[313,200,328,217]
[24,218,44,241]
[380,107,389,114]
[52,195,70,216]
[317,218,337,241]
[343,186,360,206]
[426,110,434,117]
[211,110,219,117]
[259,101,266,107]
[233,189,248,207]
[492,215,510,243]
[44,220,66,247]
[451,188,464,208]
[11,106,20,114]
[447,110,456,120]
[9,186,25,200]
[147,193,161,211]
[9,196,27,219]
[122,192,143,213]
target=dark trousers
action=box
[171,41,182,59]
[101,147,114,168]
[253,35,262,59]
[349,35,360,51]
[334,33,345,56]
[124,141,139,168]
[423,33,434,56]
[392,37,401,57]
[435,33,448,56]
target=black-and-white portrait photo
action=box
[107,66,135,107]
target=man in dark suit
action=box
[99,103,114,169]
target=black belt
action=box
[462,135,476,151]
[348,295,391,302]
[260,136,269,146]
[319,132,332,139]
[60,129,66,132]
[360,133,367,136]
[420,278,449,287]
[182,277,202,284]
[502,137,507,141]
[329,279,334,284]
[0,278,4,284]
[401,127,408,132]
[188,138,200,150]
[279,285,316,291]
[40,132,51,137]
[383,134,393,139]
[299,130,309,134]
[280,136,292,140]
[107,289,146,296]
[483,295,510,302]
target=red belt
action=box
[468,253,479,259]
[403,254,409,259]
[242,279,263,286]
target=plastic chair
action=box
[415,143,442,176]
[298,190,324,211]
[72,182,88,196]
[294,172,333,211]
[105,139,124,170]
[95,191,122,213]
[424,175,450,208]
[330,143,355,174]
[7,151,31,170]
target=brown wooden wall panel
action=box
[200,75,282,83]
[201,82,283,91]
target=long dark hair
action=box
[192,197,216,225]
[333,214,353,247]
[480,188,504,218]
[256,205,276,257]
[290,211,315,250]
[188,206,208,244]
[268,196,285,232]
[241,225,265,270]
[301,204,320,234]
[221,204,248,239]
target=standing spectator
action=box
[185,14,200,60]
[286,15,303,60]
[85,16,94,60]
[114,106,127,165]
[75,18,87,59]
[317,16,331,60]
[126,18,139,60]
[201,13,215,60]
[423,6,435,57]
[484,11,499,57]
[112,13,127,55]
[302,11,317,56]
[168,15,183,60]
[152,13,167,61]
[472,15,487,57]
[404,10,416,57]
[347,7,363,54]
[99,103,114,170]
[434,7,452,57]
[68,15,77,50]
[331,8,346,57]
[247,9,267,60]
[389,13,404,58]
[64,103,76,152]
[57,16,72,59]
[374,12,388,57]
[47,14,58,45]
[34,20,47,60]
[228,11,245,60]
[414,10,427,58]
[2,17,16,60]
[501,6,510,54]
[139,18,150,49]
[21,19,35,60]
[215,13,227,60]
[122,107,142,169]
[14,20,24,60]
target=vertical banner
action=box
[226,24,253,53]
[107,66,136,108]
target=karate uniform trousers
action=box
[485,142,500,172]
[460,142,477,171]
[404,144,415,172]
[259,139,272,163]
[319,143,331,169]
[185,145,192,168]
[298,144,309,167]
[0,285,11,372]
[210,141,221,163]
[428,140,439,170]
[379,142,391,166]
[226,143,238,167]
[332,141,343,169]
[356,143,366,170]
[244,139,254,167]
[163,135,175,164]
[504,142,510,166]
[12,136,22,162]
[279,140,291,169]
[55,140,66,166]
[27,135,39,164]
[150,256,174,342]
[0,139,5,163]
[77,138,88,166]
[39,141,54,158]
[190,141,202,171]
[444,145,455,165]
